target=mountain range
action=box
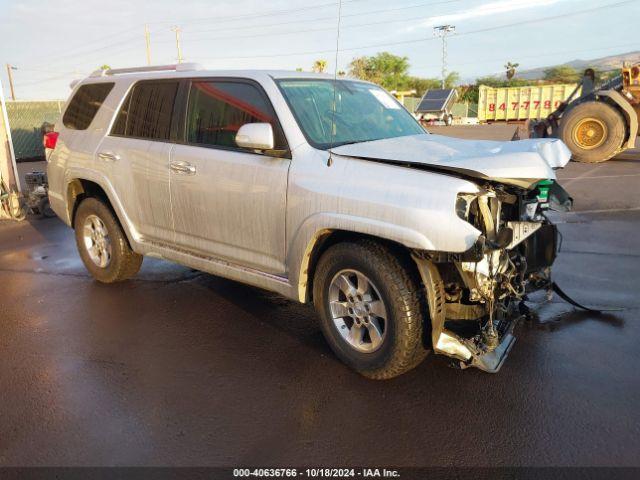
[514,50,640,80]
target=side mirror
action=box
[235,123,274,151]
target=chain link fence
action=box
[6,100,64,161]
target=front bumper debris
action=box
[464,332,517,373]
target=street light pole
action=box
[171,26,183,64]
[433,25,455,89]
[144,24,152,66]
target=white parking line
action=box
[563,207,640,215]
[560,173,640,180]
[561,164,607,186]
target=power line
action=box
[193,0,635,61]
[146,0,378,27]
[11,0,636,91]
[179,0,463,37]
[174,4,465,45]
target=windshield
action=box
[276,79,425,149]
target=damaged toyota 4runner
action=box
[47,65,572,379]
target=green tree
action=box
[348,52,410,90]
[99,64,111,71]
[543,65,580,83]
[348,56,373,80]
[460,76,533,104]
[406,77,441,96]
[347,52,457,96]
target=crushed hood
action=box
[330,133,572,188]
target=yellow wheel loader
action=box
[528,62,640,163]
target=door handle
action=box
[97,151,120,162]
[169,161,196,175]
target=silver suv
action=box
[47,64,573,378]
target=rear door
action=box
[96,80,180,244]
[169,79,290,275]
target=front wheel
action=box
[557,101,626,163]
[313,240,428,379]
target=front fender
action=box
[289,212,474,302]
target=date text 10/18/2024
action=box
[233,468,401,478]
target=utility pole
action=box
[171,26,183,64]
[433,25,455,89]
[5,64,16,101]
[144,24,152,66]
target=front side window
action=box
[186,81,286,150]
[112,81,179,140]
[63,82,114,130]
[276,79,425,149]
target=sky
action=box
[0,0,638,100]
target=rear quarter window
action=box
[62,83,114,130]
[111,81,179,140]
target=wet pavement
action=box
[2,129,640,467]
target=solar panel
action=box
[415,88,457,113]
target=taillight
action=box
[44,132,59,149]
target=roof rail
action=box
[89,63,202,78]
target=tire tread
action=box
[313,239,428,379]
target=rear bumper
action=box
[47,190,71,226]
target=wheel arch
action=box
[66,177,137,249]
[296,226,427,304]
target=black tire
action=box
[557,101,626,163]
[74,197,142,283]
[313,240,428,379]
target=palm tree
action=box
[312,59,328,73]
[505,61,519,80]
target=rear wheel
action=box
[558,101,626,163]
[313,240,428,379]
[74,197,142,282]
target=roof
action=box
[80,64,344,84]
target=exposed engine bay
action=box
[413,179,572,372]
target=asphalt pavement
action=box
[1,126,639,468]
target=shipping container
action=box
[478,84,580,122]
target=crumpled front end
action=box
[413,179,572,372]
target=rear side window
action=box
[112,81,179,140]
[63,83,114,130]
[186,81,286,150]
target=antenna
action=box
[327,0,343,167]
[433,24,455,89]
